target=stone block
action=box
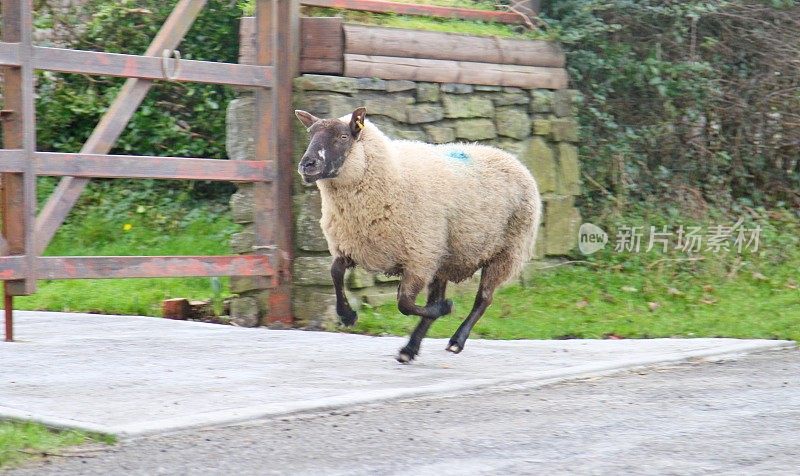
[385,80,416,92]
[294,74,358,94]
[298,92,361,118]
[532,118,552,137]
[495,139,526,158]
[553,89,581,117]
[442,95,494,118]
[454,119,497,141]
[294,256,334,286]
[295,190,329,252]
[230,226,255,254]
[250,289,272,320]
[496,106,531,140]
[226,96,255,161]
[529,90,553,114]
[520,137,557,194]
[230,185,254,224]
[230,275,270,294]
[359,287,397,307]
[364,96,415,122]
[557,143,581,196]
[347,268,375,289]
[544,196,581,256]
[416,82,439,102]
[367,116,404,140]
[424,125,455,144]
[532,223,546,259]
[551,118,579,142]
[405,104,444,124]
[493,90,530,106]
[230,297,259,327]
[397,130,426,141]
[293,286,338,330]
[356,77,387,90]
[475,85,502,91]
[325,94,362,119]
[297,93,332,117]
[441,83,474,94]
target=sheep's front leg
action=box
[331,256,357,326]
[397,277,449,363]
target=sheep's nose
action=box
[302,156,322,169]
[299,156,323,174]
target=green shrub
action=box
[35,0,243,203]
[541,0,800,216]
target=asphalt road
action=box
[9,349,799,476]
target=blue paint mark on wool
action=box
[445,149,471,163]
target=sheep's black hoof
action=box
[338,308,358,327]
[446,340,463,354]
[396,347,416,364]
[438,299,454,317]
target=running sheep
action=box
[295,107,542,363]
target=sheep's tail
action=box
[505,182,543,283]
[528,185,543,261]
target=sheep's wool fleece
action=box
[316,115,542,285]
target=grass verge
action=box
[0,421,115,469]
[16,195,239,317]
[351,211,800,342]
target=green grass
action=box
[0,421,114,469]
[352,262,800,342]
[350,212,800,342]
[15,199,239,317]
[242,0,547,39]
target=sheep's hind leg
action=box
[396,274,453,320]
[397,277,449,363]
[446,258,510,354]
[331,256,357,326]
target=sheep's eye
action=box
[340,134,348,140]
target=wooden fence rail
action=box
[0,152,275,182]
[239,15,567,89]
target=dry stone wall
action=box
[226,74,583,328]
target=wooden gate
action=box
[0,0,298,340]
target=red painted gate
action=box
[0,0,298,340]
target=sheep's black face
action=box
[295,108,367,184]
[299,120,352,183]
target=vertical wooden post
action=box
[255,0,298,326]
[2,0,37,341]
[4,290,12,342]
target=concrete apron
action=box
[0,311,794,438]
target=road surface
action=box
[9,348,799,475]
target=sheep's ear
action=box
[349,107,367,138]
[295,110,320,129]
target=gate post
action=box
[2,0,37,340]
[254,0,299,327]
